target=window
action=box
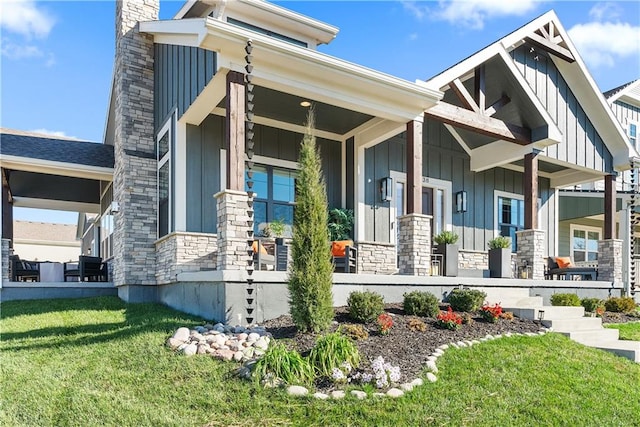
[100,183,114,259]
[570,225,600,262]
[497,194,524,251]
[157,118,172,238]
[246,165,296,236]
[629,122,637,149]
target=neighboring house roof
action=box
[423,10,635,172]
[605,79,640,106]
[0,128,114,169]
[13,220,79,244]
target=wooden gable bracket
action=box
[525,22,575,63]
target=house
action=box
[1,0,637,320]
[13,220,80,263]
[558,80,640,296]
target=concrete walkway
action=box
[479,287,640,363]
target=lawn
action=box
[606,321,640,341]
[2,297,640,426]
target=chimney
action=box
[112,0,159,300]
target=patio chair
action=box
[252,240,276,271]
[332,240,357,273]
[10,255,40,282]
[64,256,108,282]
[545,256,597,280]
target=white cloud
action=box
[568,21,640,68]
[588,2,623,22]
[30,129,78,139]
[408,32,419,41]
[0,40,43,59]
[404,0,540,30]
[0,0,55,39]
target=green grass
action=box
[2,297,640,426]
[606,321,640,341]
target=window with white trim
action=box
[497,194,524,251]
[629,121,637,149]
[245,164,297,236]
[99,183,113,259]
[157,118,172,238]
[570,225,600,262]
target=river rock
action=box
[425,361,438,373]
[215,349,235,361]
[197,344,208,355]
[386,388,404,398]
[166,337,182,349]
[287,386,309,397]
[426,372,437,383]
[248,332,260,342]
[410,378,424,387]
[313,392,329,400]
[172,327,190,342]
[233,351,244,362]
[351,390,367,400]
[330,390,346,399]
[183,343,197,356]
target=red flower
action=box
[377,313,393,335]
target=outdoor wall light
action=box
[110,201,120,214]
[300,100,311,107]
[380,177,393,202]
[456,190,467,213]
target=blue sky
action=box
[1,0,639,224]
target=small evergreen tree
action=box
[288,110,334,332]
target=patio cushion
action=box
[331,240,354,257]
[555,257,573,268]
[252,241,269,255]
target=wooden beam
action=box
[424,101,532,145]
[524,152,538,230]
[406,120,423,215]
[2,168,13,244]
[474,65,486,112]
[450,78,479,112]
[225,71,245,191]
[604,174,616,239]
[526,33,575,63]
[485,95,511,117]
[539,25,550,40]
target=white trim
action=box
[569,223,601,261]
[157,115,174,238]
[11,197,100,214]
[553,188,559,256]
[356,144,366,241]
[247,154,299,171]
[341,138,347,208]
[0,155,113,181]
[443,124,472,156]
[220,149,227,191]
[493,190,524,237]
[174,120,187,232]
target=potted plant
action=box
[433,230,459,277]
[328,208,354,241]
[265,218,287,245]
[488,236,512,278]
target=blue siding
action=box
[155,44,216,132]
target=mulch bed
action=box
[262,304,544,385]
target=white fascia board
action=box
[607,80,640,104]
[180,71,228,126]
[101,74,116,146]
[424,45,502,91]
[550,170,602,188]
[173,0,199,19]
[142,18,442,121]
[349,118,405,149]
[0,155,113,181]
[12,197,100,214]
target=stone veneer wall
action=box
[598,239,623,284]
[156,232,218,284]
[216,190,252,270]
[1,239,9,282]
[113,0,159,294]
[397,214,431,276]
[516,229,546,280]
[356,241,397,274]
[458,250,488,270]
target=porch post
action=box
[398,118,431,275]
[226,71,246,191]
[599,174,623,284]
[517,151,545,279]
[1,169,13,247]
[1,239,9,282]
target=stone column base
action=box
[1,239,10,282]
[397,213,431,276]
[356,241,397,274]
[155,232,218,284]
[516,229,545,280]
[598,239,623,284]
[215,190,252,271]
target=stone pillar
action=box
[356,241,397,274]
[112,0,159,301]
[397,213,431,276]
[1,238,10,282]
[215,190,252,271]
[516,229,545,280]
[598,239,623,284]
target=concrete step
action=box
[506,306,585,320]
[593,340,640,363]
[475,287,531,306]
[541,317,603,331]
[558,328,620,345]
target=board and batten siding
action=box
[154,44,216,133]
[186,115,342,233]
[364,119,556,255]
[611,100,640,135]
[510,46,614,174]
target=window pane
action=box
[587,252,598,261]
[587,232,599,252]
[247,166,268,199]
[158,162,170,237]
[435,189,444,236]
[158,132,169,160]
[254,201,267,235]
[574,251,586,262]
[396,183,404,217]
[573,230,586,250]
[273,204,294,226]
[273,168,295,202]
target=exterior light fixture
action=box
[456,190,467,213]
[380,177,393,202]
[300,100,311,107]
[537,310,545,322]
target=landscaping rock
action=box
[166,337,182,349]
[373,392,386,398]
[330,390,346,399]
[233,351,244,362]
[313,392,329,400]
[215,349,235,361]
[183,343,197,356]
[287,386,309,397]
[425,361,438,373]
[386,388,404,398]
[426,356,437,362]
[173,327,190,342]
[410,378,424,387]
[248,332,260,342]
[351,390,367,400]
[399,383,414,392]
[426,373,437,383]
[196,344,208,355]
